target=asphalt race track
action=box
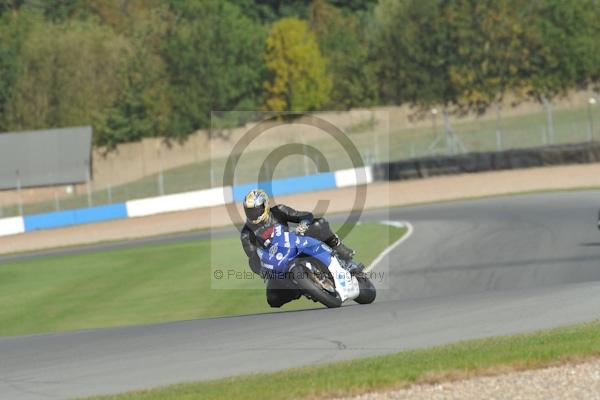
[2,191,600,399]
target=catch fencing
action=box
[0,92,599,218]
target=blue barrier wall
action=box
[8,170,351,235]
[232,172,337,202]
[24,203,128,232]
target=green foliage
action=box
[309,0,378,108]
[234,0,311,22]
[442,0,541,112]
[527,0,600,100]
[95,4,172,147]
[0,0,599,146]
[329,0,378,12]
[0,10,31,132]
[373,0,455,107]
[0,0,25,15]
[97,50,171,148]
[373,0,600,112]
[22,0,88,21]
[164,0,266,137]
[263,17,331,111]
[3,19,133,135]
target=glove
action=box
[295,219,310,236]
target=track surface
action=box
[2,191,600,399]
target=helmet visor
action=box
[245,204,266,223]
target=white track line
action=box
[365,221,414,273]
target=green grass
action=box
[2,102,597,218]
[0,222,405,336]
[86,320,600,400]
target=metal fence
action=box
[1,95,599,219]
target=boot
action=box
[326,235,355,261]
[334,242,355,261]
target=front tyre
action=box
[291,265,342,308]
[354,274,376,304]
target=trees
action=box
[373,0,600,114]
[164,0,266,137]
[309,0,377,108]
[0,10,30,133]
[442,0,541,112]
[263,17,331,111]
[526,0,600,101]
[234,0,311,22]
[3,19,132,137]
[93,2,172,147]
[373,0,455,108]
[1,0,599,146]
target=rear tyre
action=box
[354,274,376,304]
[291,265,342,308]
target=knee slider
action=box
[267,292,284,308]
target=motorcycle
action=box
[257,223,376,308]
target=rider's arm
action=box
[240,226,263,276]
[271,204,314,224]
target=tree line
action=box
[0,0,598,147]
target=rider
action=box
[240,188,355,308]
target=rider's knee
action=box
[267,289,289,308]
[267,293,294,308]
[266,291,283,308]
[266,286,300,308]
[267,299,283,308]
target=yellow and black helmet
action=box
[243,189,270,224]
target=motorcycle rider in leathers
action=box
[240,189,355,308]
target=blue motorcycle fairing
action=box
[258,224,333,274]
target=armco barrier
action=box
[0,167,371,237]
[0,216,25,236]
[373,142,600,182]
[126,187,232,218]
[0,140,594,238]
[23,203,128,232]
[334,167,373,188]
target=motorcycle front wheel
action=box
[353,273,376,304]
[291,263,342,308]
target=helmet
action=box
[243,189,270,224]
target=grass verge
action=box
[85,320,600,400]
[0,223,405,336]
